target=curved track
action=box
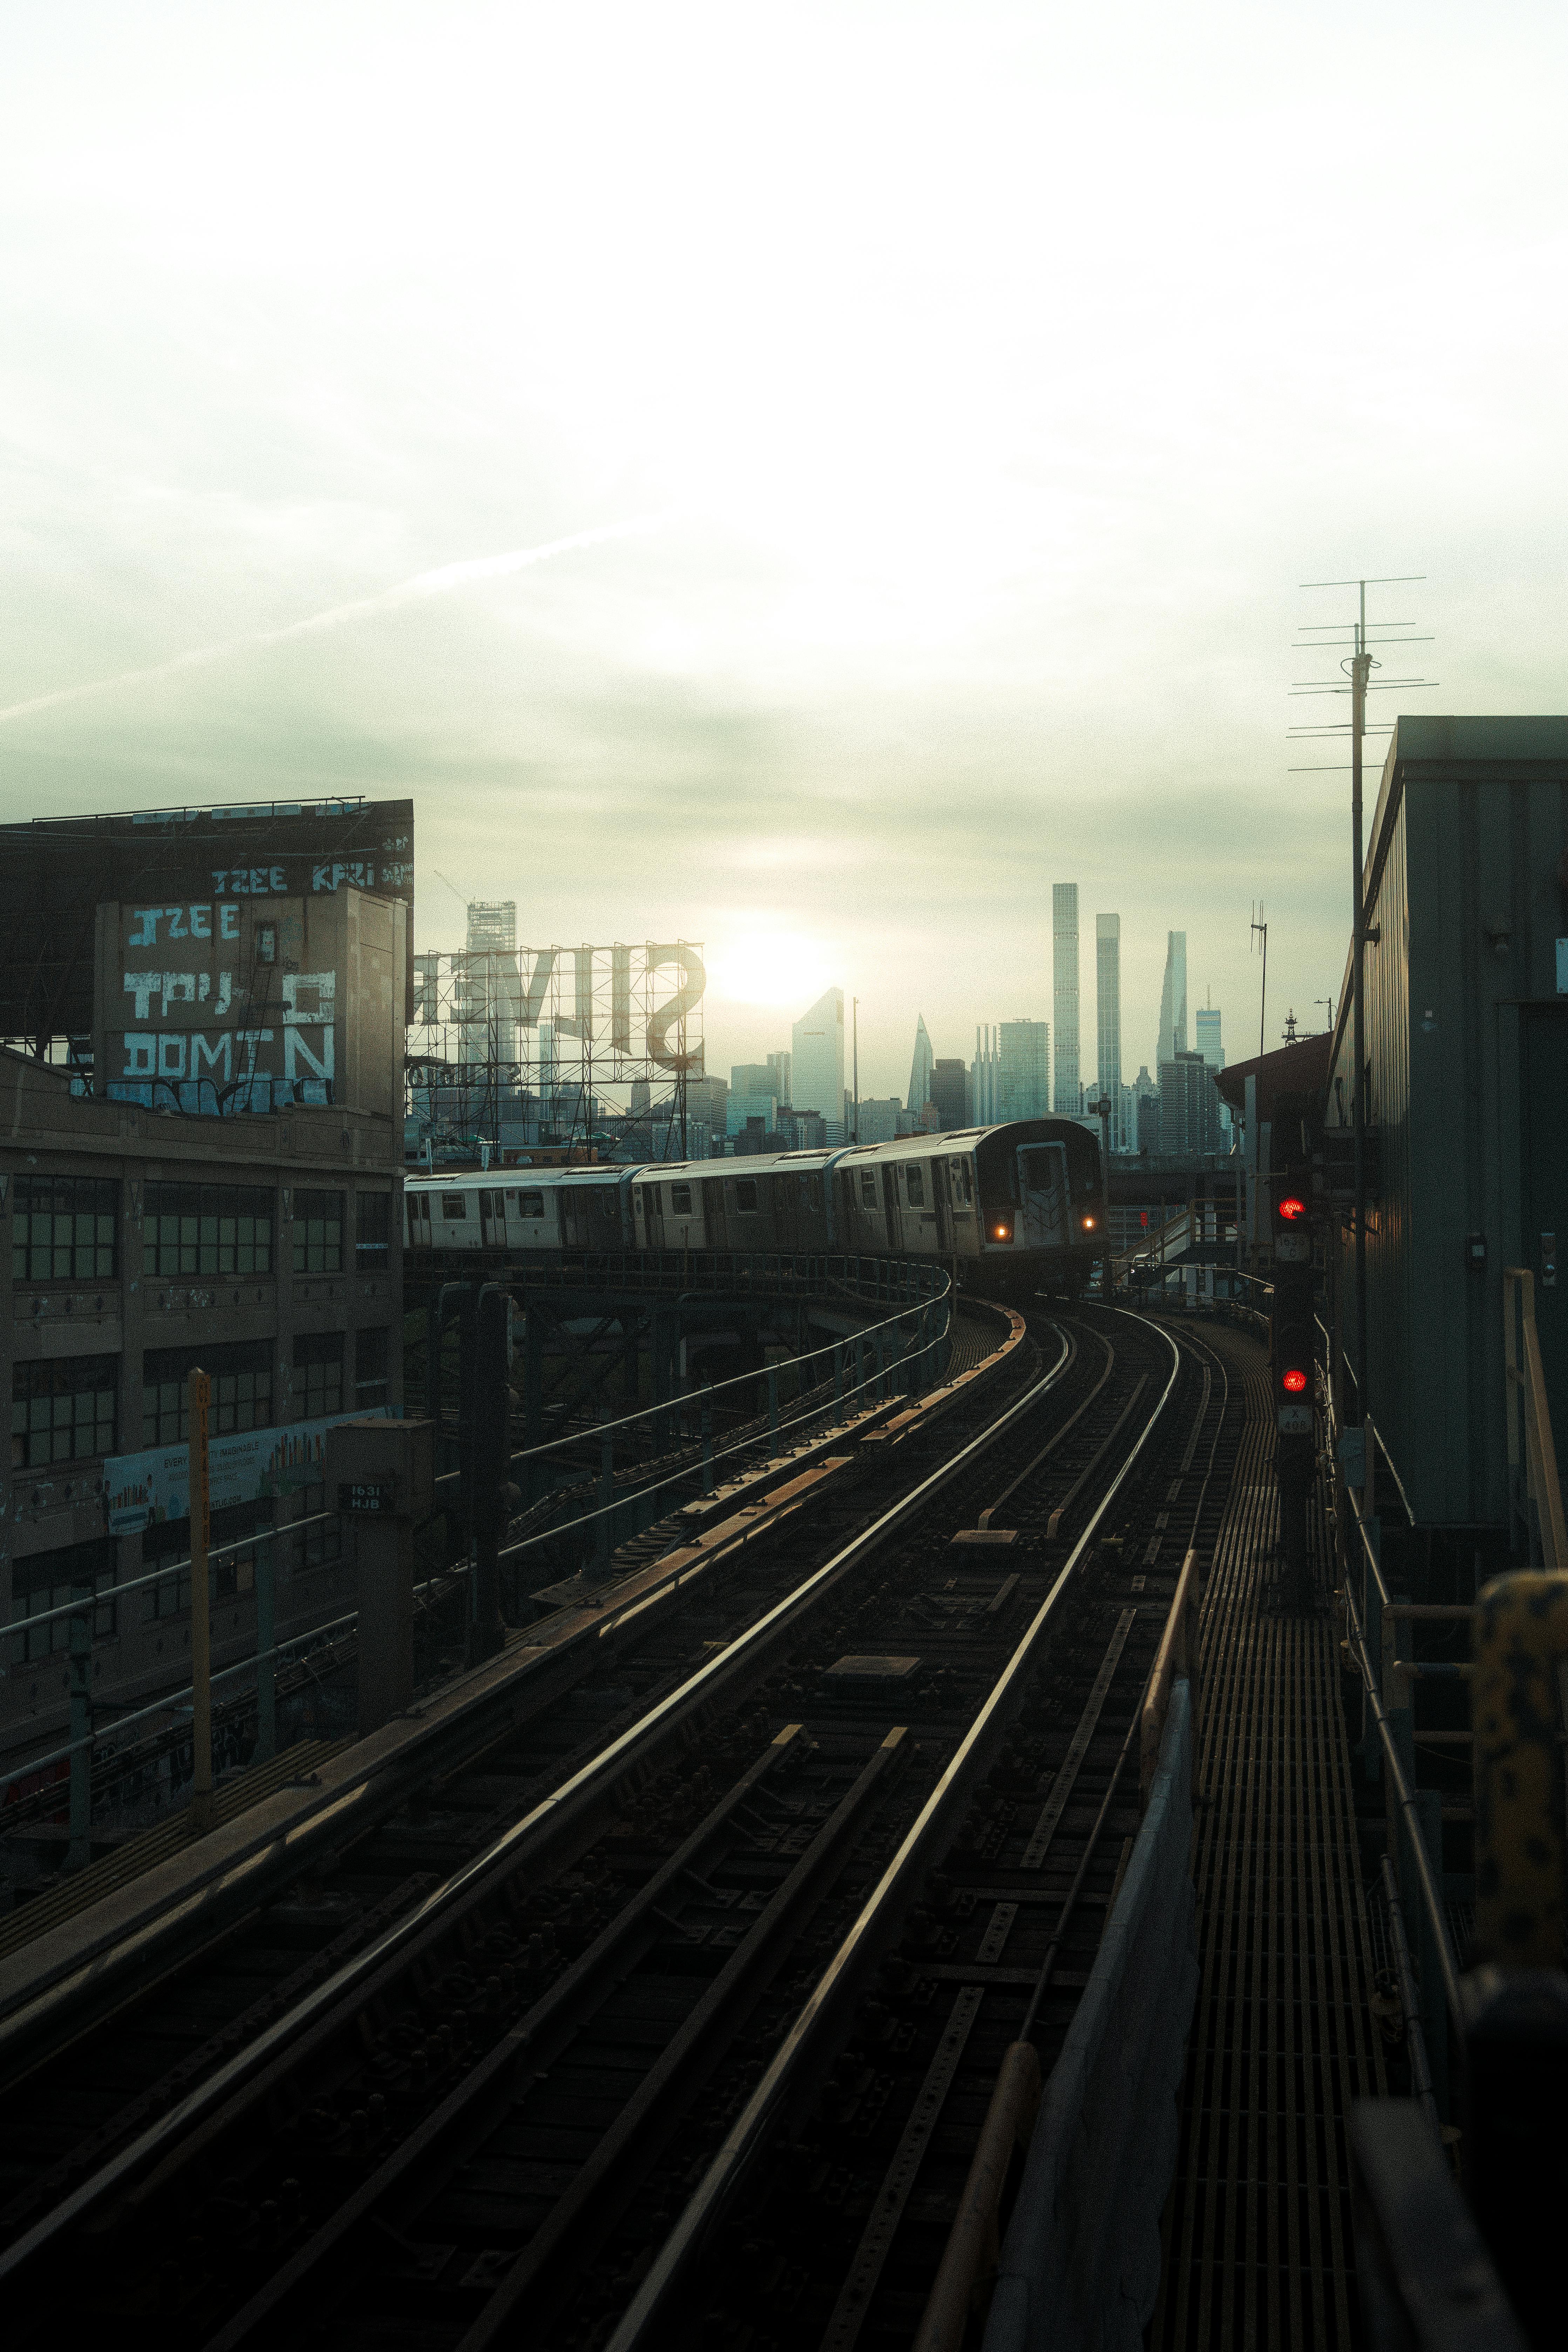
[0,1305,1236,2352]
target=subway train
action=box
[405,1119,1105,1299]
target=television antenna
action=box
[1291,573,1435,1487]
[1250,902,1268,1059]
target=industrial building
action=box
[1323,715,1568,1535]
[0,803,410,1775]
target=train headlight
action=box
[992,1222,1012,1242]
[1081,1215,1096,1229]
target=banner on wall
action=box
[103,1406,393,1536]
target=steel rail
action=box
[602,1307,1184,2352]
[0,1316,1076,2291]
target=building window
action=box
[355,1191,392,1271]
[12,1175,118,1283]
[143,1182,274,1278]
[293,1189,345,1272]
[355,1327,390,1411]
[295,1482,343,1570]
[141,1500,272,1620]
[7,1536,118,1662]
[12,1355,118,1469]
[142,1340,273,1448]
[294,1330,344,1419]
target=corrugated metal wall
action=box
[1327,719,1568,1528]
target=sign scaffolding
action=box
[408,941,706,1159]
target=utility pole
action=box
[1294,571,1432,1509]
[1250,903,1268,1059]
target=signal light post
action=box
[1271,1181,1318,1611]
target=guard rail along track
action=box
[0,1305,1236,2352]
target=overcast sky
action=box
[3,1,1565,1099]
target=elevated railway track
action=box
[0,1296,1241,2351]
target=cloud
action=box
[0,516,670,727]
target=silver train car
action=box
[406,1119,1106,1298]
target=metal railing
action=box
[1503,1265,1567,1568]
[1,1254,958,1849]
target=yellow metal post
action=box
[1472,1571,1568,1966]
[188,1366,213,1835]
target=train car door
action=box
[701,1177,726,1250]
[882,1165,905,1252]
[933,1160,953,1253]
[1015,1142,1071,1248]
[480,1188,506,1249]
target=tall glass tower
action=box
[908,1015,935,1113]
[1095,914,1121,1105]
[1157,931,1188,1069]
[1052,884,1080,1112]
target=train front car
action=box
[971,1118,1105,1296]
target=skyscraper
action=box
[790,987,845,1130]
[997,1019,1050,1121]
[1095,914,1121,1139]
[462,900,518,1081]
[972,1026,999,1125]
[1195,1003,1228,1142]
[1159,1048,1223,1158]
[929,1059,968,1130]
[908,1015,935,1113]
[1157,931,1188,1069]
[1052,884,1079,1112]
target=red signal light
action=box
[1277,1196,1307,1221]
[1282,1367,1308,1394]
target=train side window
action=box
[671,1183,693,1213]
[860,1171,878,1208]
[904,1165,925,1207]
[440,1194,469,1220]
[734,1179,759,1213]
[519,1190,545,1218]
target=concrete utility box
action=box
[325,1417,435,1735]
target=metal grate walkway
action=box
[1152,1330,1386,2351]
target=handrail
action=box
[1341,1514,1461,2021]
[497,1304,955,1563]
[0,1558,470,1798]
[1502,1266,1567,1568]
[446,1254,951,1466]
[1139,1546,1201,1805]
[1379,1853,1439,2128]
[5,1511,335,1641]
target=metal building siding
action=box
[1330,718,1568,1529]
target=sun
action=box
[705,922,835,1010]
